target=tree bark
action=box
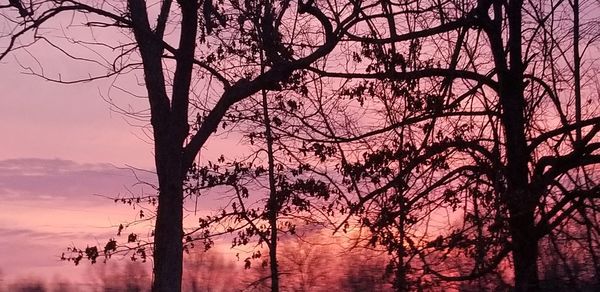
[152,152,184,292]
[500,0,540,290]
[484,0,540,289]
[509,211,540,292]
[501,77,540,291]
[127,0,197,290]
[262,86,280,292]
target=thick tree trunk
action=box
[152,148,185,292]
[502,89,540,291]
[509,210,540,292]
[501,81,542,292]
[497,1,541,290]
[127,0,196,289]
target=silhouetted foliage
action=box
[238,0,600,291]
[2,0,600,291]
[1,0,362,290]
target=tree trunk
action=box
[502,86,541,291]
[127,0,196,289]
[394,210,408,292]
[152,147,184,292]
[510,214,540,292]
[263,90,280,292]
[498,1,541,290]
[393,258,408,292]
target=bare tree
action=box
[278,0,600,290]
[1,0,362,290]
[4,1,600,291]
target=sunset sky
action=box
[1,51,160,283]
[0,31,259,284]
[3,1,598,291]
[0,43,261,284]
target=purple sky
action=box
[0,49,158,283]
[1,52,155,168]
[0,44,251,284]
[0,157,156,282]
[0,156,251,283]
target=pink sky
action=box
[0,45,255,284]
[0,52,155,168]
[1,50,155,284]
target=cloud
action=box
[0,158,156,205]
[0,226,107,244]
[0,226,57,240]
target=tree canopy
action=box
[2,0,600,291]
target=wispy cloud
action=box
[0,158,156,204]
[0,158,156,281]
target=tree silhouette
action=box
[1,1,362,290]
[298,0,600,290]
[3,0,600,291]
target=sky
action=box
[0,37,252,284]
[0,57,155,167]
[0,46,159,283]
[0,159,153,280]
